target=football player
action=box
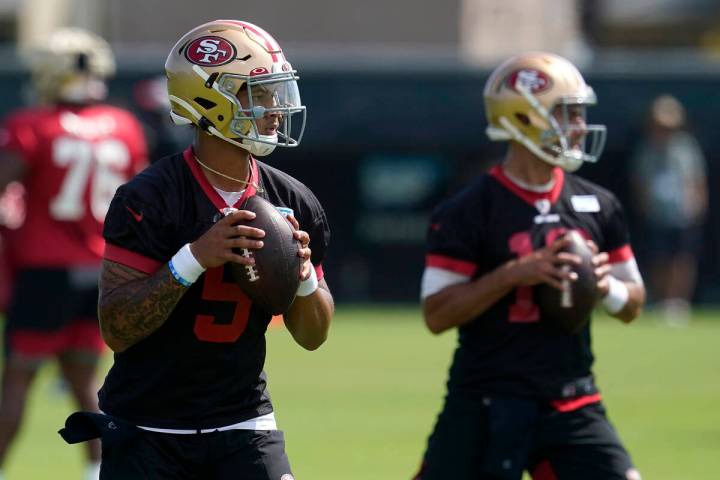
[0,28,147,480]
[59,20,333,479]
[414,53,645,480]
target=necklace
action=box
[193,154,263,192]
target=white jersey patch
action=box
[276,206,294,218]
[571,195,601,212]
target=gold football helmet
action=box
[25,28,115,104]
[484,52,606,172]
[165,20,305,156]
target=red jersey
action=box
[0,104,147,267]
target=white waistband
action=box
[137,412,277,434]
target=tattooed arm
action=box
[98,261,187,352]
[99,210,265,352]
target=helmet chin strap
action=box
[168,93,278,156]
[208,125,277,157]
[238,122,278,156]
[244,137,277,156]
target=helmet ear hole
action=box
[76,53,89,72]
[515,113,530,126]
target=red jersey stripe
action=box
[104,243,163,274]
[489,165,565,206]
[183,147,258,211]
[608,244,634,264]
[426,254,477,276]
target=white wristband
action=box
[602,275,629,314]
[296,266,319,297]
[169,243,206,286]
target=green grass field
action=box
[6,306,720,479]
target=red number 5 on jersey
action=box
[194,267,252,343]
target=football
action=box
[535,230,600,334]
[229,195,302,315]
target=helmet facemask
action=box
[540,101,606,172]
[54,53,109,104]
[508,84,606,172]
[174,65,306,156]
[200,67,305,156]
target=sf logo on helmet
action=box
[185,36,237,66]
[507,69,552,94]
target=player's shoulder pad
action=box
[564,173,622,210]
[115,152,184,210]
[433,173,494,219]
[255,160,326,218]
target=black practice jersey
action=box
[99,147,330,429]
[425,165,633,400]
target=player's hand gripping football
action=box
[508,236,581,291]
[587,240,611,297]
[190,210,265,269]
[287,215,312,281]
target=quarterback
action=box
[414,53,645,480]
[59,20,333,480]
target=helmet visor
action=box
[217,71,306,147]
[542,101,606,165]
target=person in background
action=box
[414,52,644,480]
[0,28,147,480]
[631,94,707,326]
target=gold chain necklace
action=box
[193,154,262,191]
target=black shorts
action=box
[415,393,639,480]
[4,267,104,359]
[100,428,293,480]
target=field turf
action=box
[5,306,720,479]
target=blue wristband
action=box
[168,259,193,287]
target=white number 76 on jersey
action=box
[49,136,131,222]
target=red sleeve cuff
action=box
[607,244,634,264]
[104,243,163,274]
[314,263,324,281]
[425,254,477,276]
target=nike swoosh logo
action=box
[125,205,143,222]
